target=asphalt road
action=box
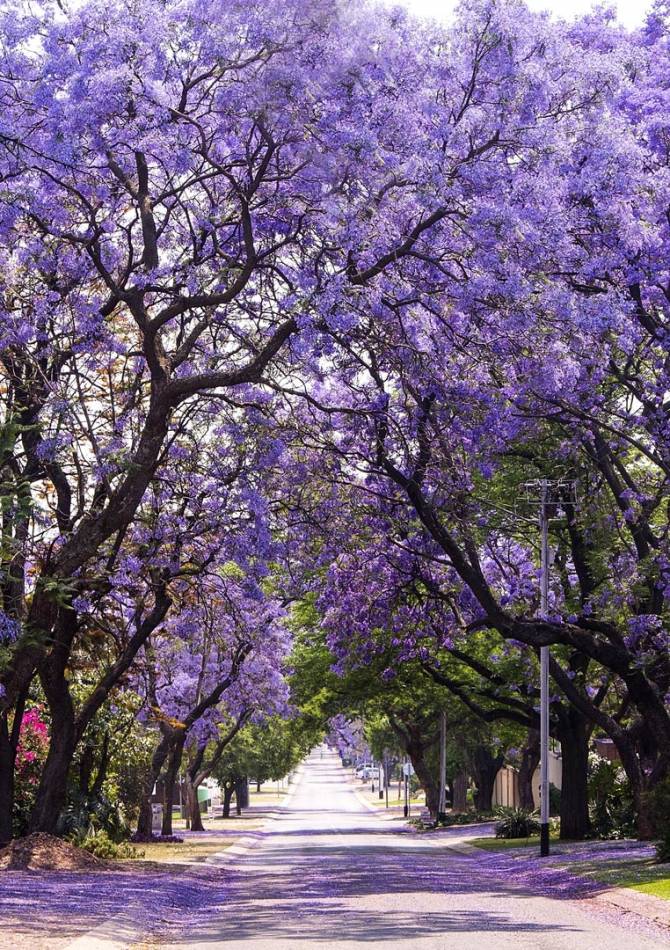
[162,748,669,949]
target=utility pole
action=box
[403,760,409,818]
[523,477,577,859]
[539,480,550,858]
[438,710,447,822]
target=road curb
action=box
[66,911,146,950]
[204,774,301,865]
[593,886,670,930]
[348,780,400,822]
[203,763,305,868]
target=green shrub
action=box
[58,792,129,842]
[588,757,636,839]
[70,829,143,860]
[656,831,670,863]
[641,776,670,860]
[494,807,541,839]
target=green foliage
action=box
[70,828,143,860]
[218,561,245,580]
[57,792,130,842]
[213,715,313,794]
[68,687,154,825]
[364,714,402,762]
[38,574,77,609]
[588,757,636,839]
[244,717,310,784]
[656,832,670,863]
[494,807,541,839]
[641,776,670,861]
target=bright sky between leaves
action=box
[395,0,652,29]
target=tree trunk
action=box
[387,714,439,816]
[186,779,205,832]
[90,732,110,798]
[636,789,657,840]
[29,739,76,834]
[136,731,173,838]
[222,783,234,818]
[0,721,16,844]
[30,615,86,834]
[180,779,188,819]
[28,689,76,835]
[556,712,590,840]
[472,746,504,812]
[548,654,664,840]
[78,743,95,797]
[236,776,249,810]
[518,731,540,810]
[407,744,439,818]
[161,738,184,836]
[452,772,468,812]
[256,780,261,793]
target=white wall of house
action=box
[531,750,562,806]
[492,765,519,808]
[492,751,562,809]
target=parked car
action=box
[356,764,377,780]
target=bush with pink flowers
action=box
[14,708,49,835]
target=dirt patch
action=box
[0,832,108,871]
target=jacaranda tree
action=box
[1,0,669,843]
[276,1,670,834]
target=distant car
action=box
[356,764,377,780]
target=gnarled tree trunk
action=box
[518,730,540,810]
[471,745,504,812]
[28,672,76,834]
[388,714,439,818]
[407,744,439,817]
[452,772,468,812]
[186,778,205,831]
[556,710,590,840]
[161,737,184,836]
[136,729,174,839]
[0,733,14,844]
[235,776,248,814]
[222,782,235,818]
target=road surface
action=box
[161,748,669,949]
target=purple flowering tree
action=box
[134,565,290,838]
[0,0,668,844]
[0,0,450,839]
[283,2,670,834]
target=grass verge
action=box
[471,835,670,901]
[566,855,670,900]
[126,837,238,865]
